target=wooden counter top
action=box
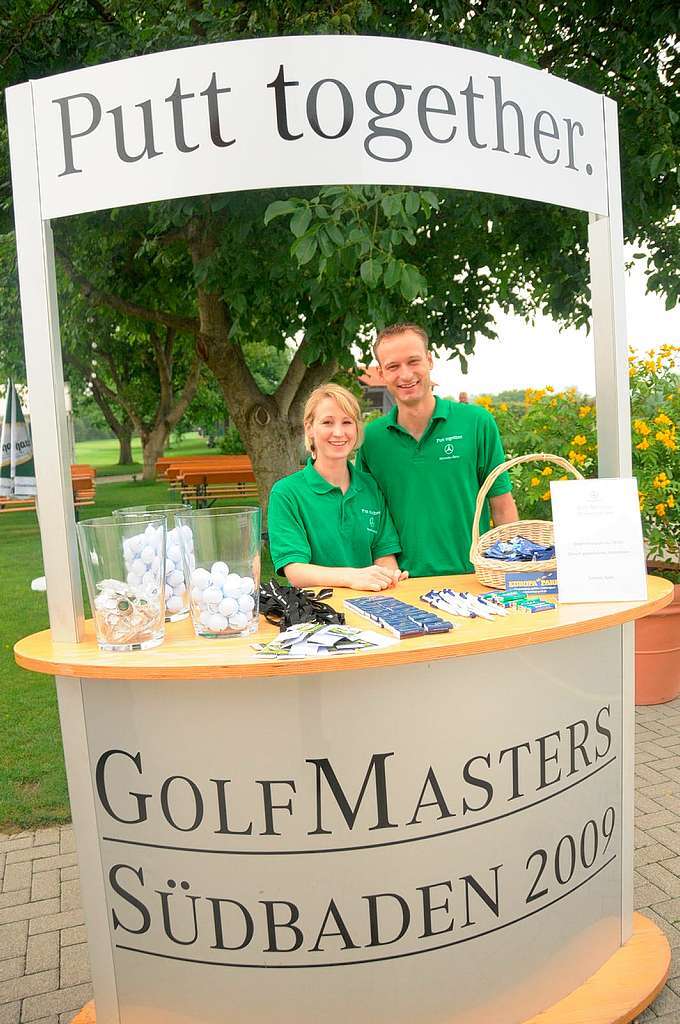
[14,574,673,680]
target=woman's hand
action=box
[346,565,398,591]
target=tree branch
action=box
[288,355,339,426]
[57,248,199,335]
[275,333,313,415]
[83,0,118,25]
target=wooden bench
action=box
[0,464,96,515]
[177,467,258,507]
[158,454,252,481]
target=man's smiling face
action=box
[376,330,433,407]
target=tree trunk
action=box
[118,428,133,466]
[140,425,169,482]
[239,410,305,528]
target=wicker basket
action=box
[469,452,584,589]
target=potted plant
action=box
[629,345,679,704]
[482,345,679,703]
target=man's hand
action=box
[347,566,398,591]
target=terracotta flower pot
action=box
[635,583,680,705]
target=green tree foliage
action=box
[0,2,677,500]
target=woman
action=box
[268,383,407,591]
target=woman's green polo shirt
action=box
[268,459,401,575]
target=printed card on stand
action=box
[550,478,647,603]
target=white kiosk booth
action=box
[7,35,674,1024]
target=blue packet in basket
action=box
[484,536,555,562]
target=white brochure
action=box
[550,477,647,603]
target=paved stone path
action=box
[4,697,680,1022]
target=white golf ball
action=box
[168,544,182,563]
[142,571,156,589]
[129,535,144,555]
[203,586,223,606]
[211,561,230,577]
[130,558,146,577]
[165,584,173,600]
[218,597,238,618]
[127,572,143,588]
[239,576,255,595]
[224,573,241,592]
[238,594,255,614]
[141,545,155,564]
[190,586,203,604]
[229,612,249,630]
[191,568,211,590]
[199,609,213,627]
[208,613,229,632]
[167,569,184,588]
[172,582,186,597]
[166,596,183,614]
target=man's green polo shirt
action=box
[268,458,401,575]
[356,397,511,577]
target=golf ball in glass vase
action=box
[176,507,261,639]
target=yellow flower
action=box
[572,434,587,446]
[656,503,667,517]
[499,402,508,412]
[550,398,557,407]
[653,473,669,489]
[531,476,540,486]
[668,495,676,508]
[540,490,551,501]
[542,467,553,476]
[656,429,677,450]
[636,439,650,451]
[568,450,586,466]
[476,395,494,410]
[634,420,651,436]
[639,492,646,510]
[579,405,592,418]
[546,385,554,393]
[655,413,672,426]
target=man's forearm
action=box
[489,492,519,525]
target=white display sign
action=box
[79,633,622,1024]
[22,35,608,220]
[551,478,647,603]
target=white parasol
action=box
[0,378,36,498]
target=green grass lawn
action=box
[0,479,272,831]
[75,431,214,476]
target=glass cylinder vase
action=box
[114,503,191,621]
[77,515,166,652]
[176,506,261,639]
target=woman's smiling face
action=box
[307,397,358,462]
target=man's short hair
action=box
[373,323,429,362]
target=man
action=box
[356,322,518,577]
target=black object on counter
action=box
[259,580,346,631]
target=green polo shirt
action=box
[268,459,401,575]
[356,397,511,577]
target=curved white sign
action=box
[80,630,622,1024]
[22,35,608,219]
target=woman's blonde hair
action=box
[303,383,364,455]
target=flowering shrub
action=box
[629,345,679,564]
[479,344,679,569]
